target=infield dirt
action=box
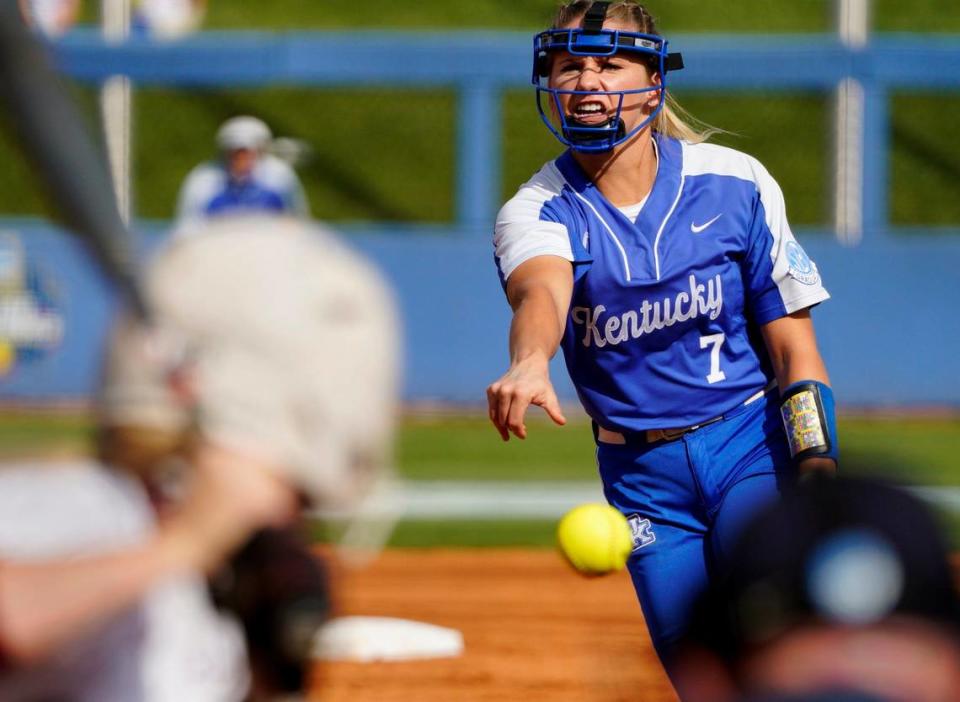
[313,548,677,701]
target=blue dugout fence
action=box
[0,31,959,406]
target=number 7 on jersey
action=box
[699,333,727,384]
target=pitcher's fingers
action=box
[496,386,515,429]
[538,390,567,427]
[486,384,500,423]
[506,394,531,440]
[486,383,509,439]
[487,400,509,441]
[485,382,498,408]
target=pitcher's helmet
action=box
[532,1,683,152]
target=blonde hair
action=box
[551,0,719,144]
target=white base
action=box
[312,616,464,662]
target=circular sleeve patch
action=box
[785,240,821,285]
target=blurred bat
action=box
[0,1,148,320]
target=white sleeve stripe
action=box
[495,225,575,281]
[681,141,760,179]
[757,168,805,296]
[494,161,576,282]
[783,289,831,315]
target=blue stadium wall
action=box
[0,220,957,408]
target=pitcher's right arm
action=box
[487,255,573,441]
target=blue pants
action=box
[596,392,795,664]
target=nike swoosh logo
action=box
[691,214,723,234]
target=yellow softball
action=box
[557,503,633,576]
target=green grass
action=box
[132,88,456,222]
[400,413,960,485]
[890,94,960,226]
[396,413,960,547]
[2,411,956,546]
[137,89,832,225]
[0,86,834,225]
[2,411,956,486]
[398,413,597,481]
[874,0,960,32]
[388,519,557,547]
[198,1,835,33]
[0,118,52,216]
[0,412,94,457]
[81,0,960,34]
[0,83,103,221]
[668,93,831,226]
[314,518,559,549]
[835,417,960,487]
[78,0,960,33]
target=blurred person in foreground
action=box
[673,475,960,702]
[176,116,311,224]
[0,216,399,701]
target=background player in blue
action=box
[486,0,839,679]
[175,115,310,224]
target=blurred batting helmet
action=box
[215,116,272,153]
[97,216,400,510]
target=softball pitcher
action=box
[487,0,838,674]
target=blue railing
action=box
[53,30,960,232]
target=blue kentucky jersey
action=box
[205,180,287,216]
[494,134,829,431]
[175,155,310,224]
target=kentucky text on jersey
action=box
[494,134,829,431]
[572,273,722,348]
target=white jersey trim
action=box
[572,191,631,282]
[782,288,831,315]
[653,174,684,281]
[494,162,575,281]
[496,158,639,283]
